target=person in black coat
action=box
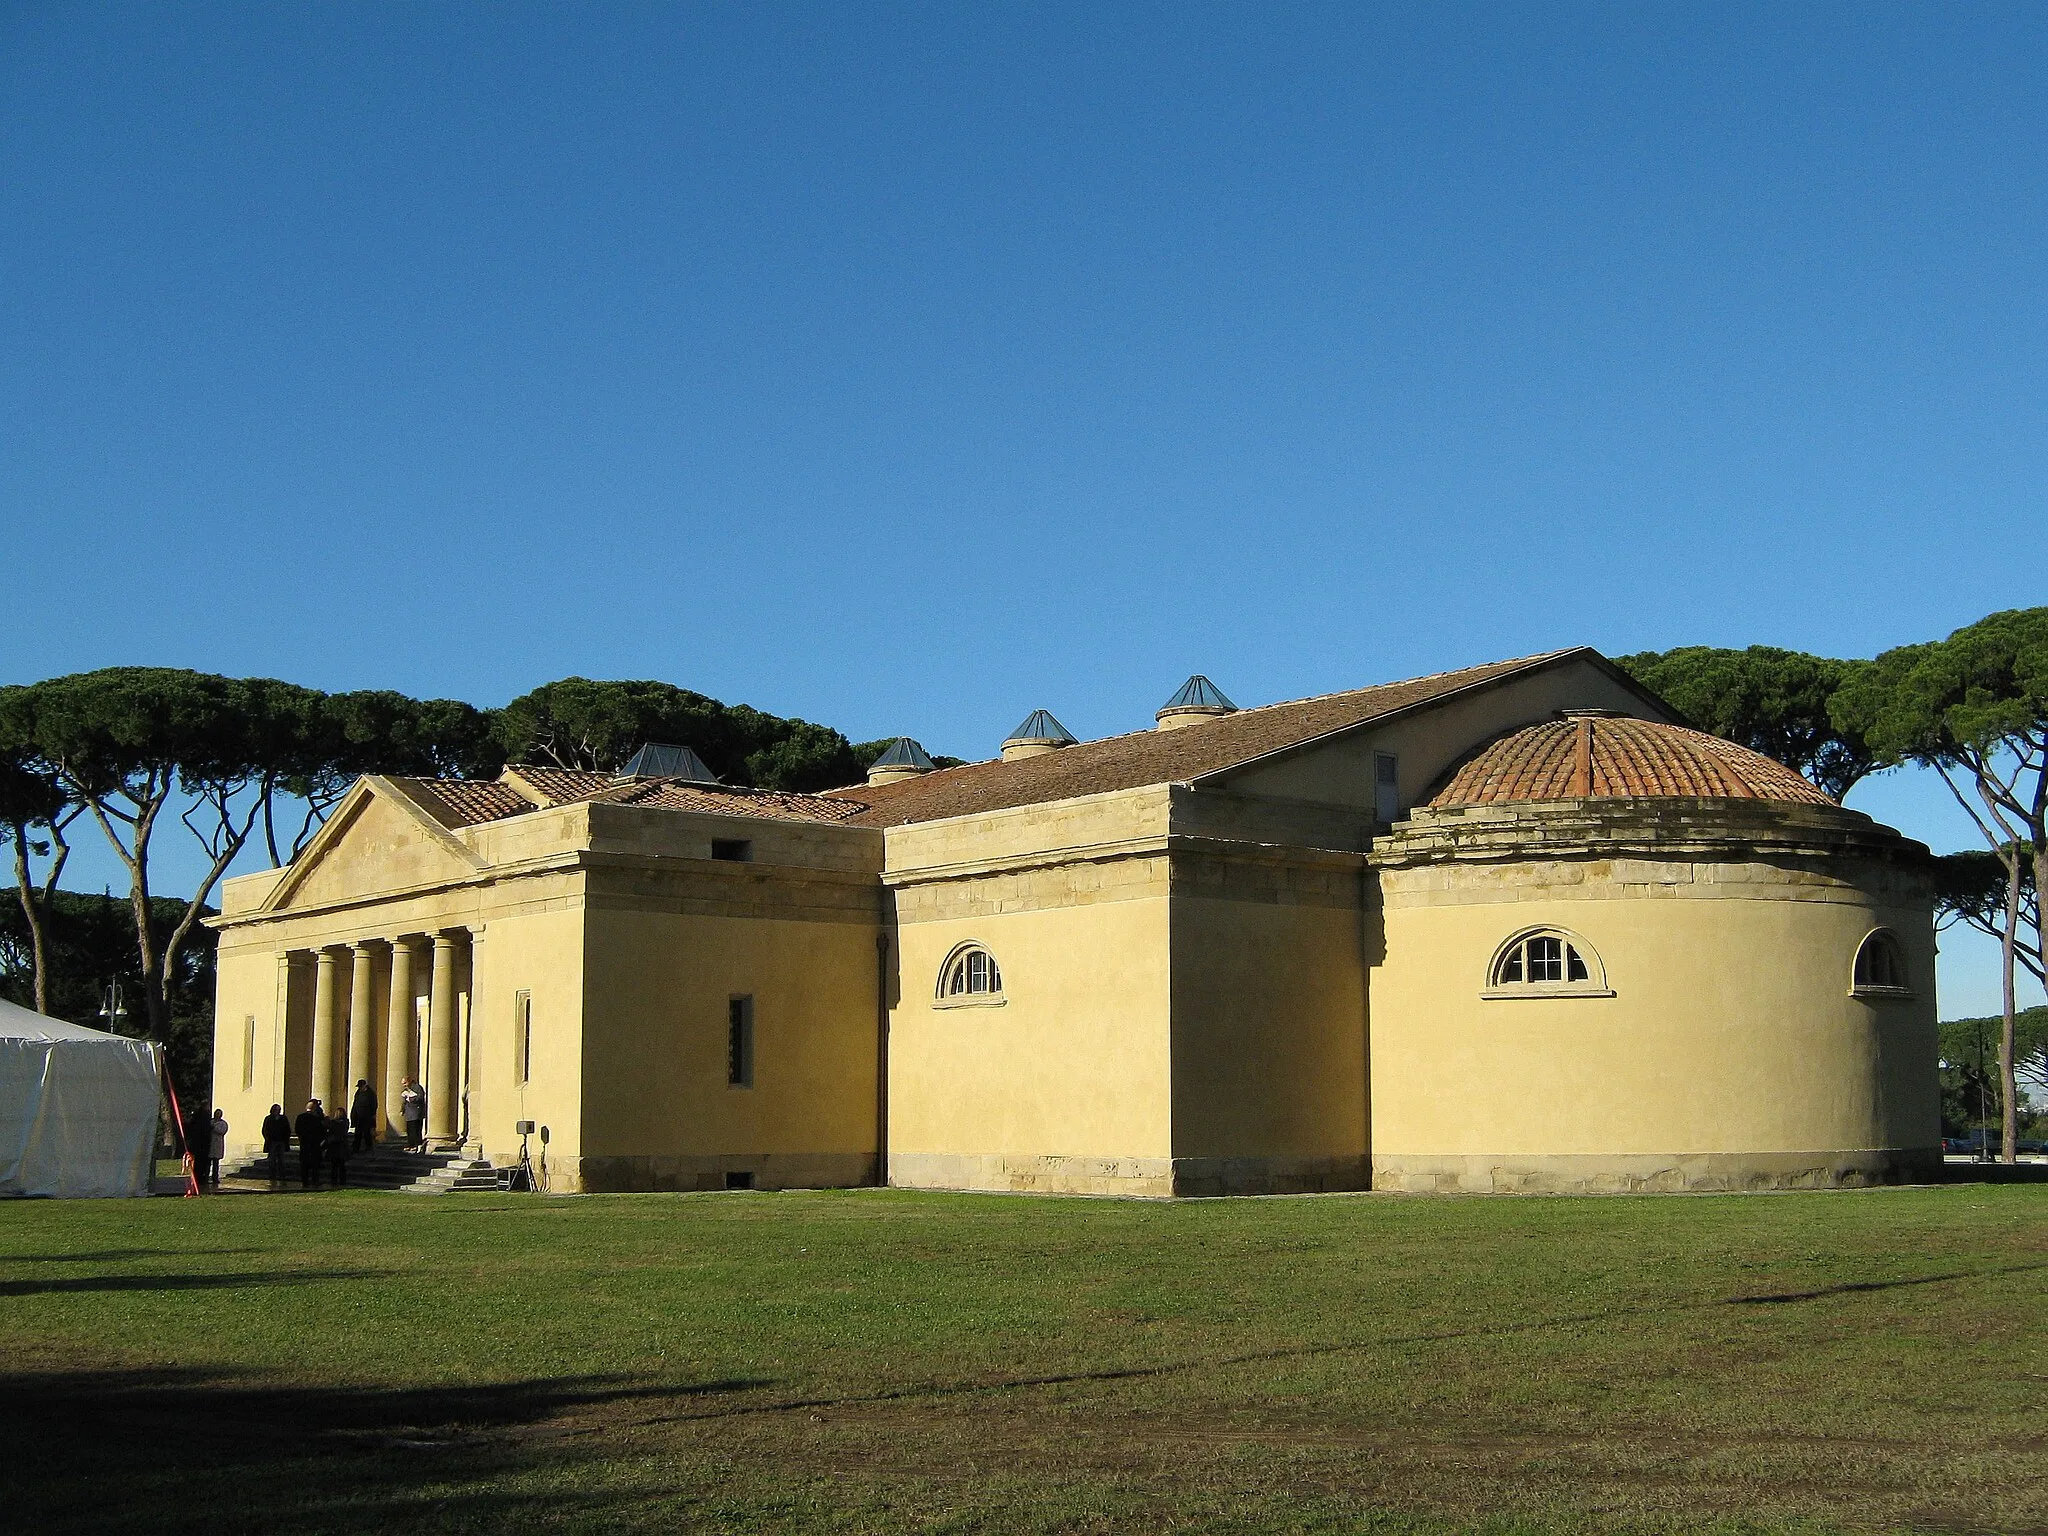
[327,1108,353,1187]
[294,1100,327,1189]
[349,1080,379,1153]
[261,1105,292,1188]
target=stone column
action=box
[347,942,378,1102]
[383,938,416,1140]
[272,952,295,1102]
[310,948,340,1107]
[427,932,461,1142]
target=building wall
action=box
[883,788,1177,1195]
[465,900,586,1179]
[1166,872,1371,1195]
[570,815,884,1192]
[209,941,293,1144]
[1370,823,1941,1192]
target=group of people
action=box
[254,1076,432,1190]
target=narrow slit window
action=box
[1374,752,1400,824]
[728,995,754,1087]
[711,838,752,862]
[515,990,533,1084]
[242,1015,256,1091]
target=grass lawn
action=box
[2,1182,2044,1535]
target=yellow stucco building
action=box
[208,647,1940,1196]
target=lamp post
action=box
[98,978,128,1031]
[1966,1015,1982,1163]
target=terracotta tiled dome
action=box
[1426,713,1835,809]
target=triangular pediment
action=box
[264,777,486,912]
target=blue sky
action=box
[3,4,2041,1015]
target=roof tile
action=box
[1426,716,1833,809]
[827,651,1584,828]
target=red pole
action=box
[160,1059,200,1198]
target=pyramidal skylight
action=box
[616,742,722,785]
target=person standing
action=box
[294,1099,327,1190]
[326,1105,353,1187]
[400,1077,427,1152]
[206,1109,229,1188]
[349,1079,379,1153]
[261,1104,292,1188]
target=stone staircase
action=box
[222,1142,499,1194]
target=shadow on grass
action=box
[1724,1271,1982,1304]
[595,1260,2048,1433]
[0,1270,388,1298]
[0,1249,269,1265]
[2,1365,775,1534]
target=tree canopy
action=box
[494,678,865,792]
[1614,646,1876,800]
[1834,608,2048,1160]
[1932,848,2041,990]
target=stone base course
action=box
[571,1152,876,1193]
[889,1151,1371,1198]
[1372,1147,1942,1194]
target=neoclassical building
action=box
[208,647,1940,1195]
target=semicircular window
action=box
[937,943,1004,1005]
[1486,928,1611,998]
[1852,929,1911,997]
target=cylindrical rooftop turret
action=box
[866,737,938,786]
[1156,675,1237,731]
[1001,709,1078,762]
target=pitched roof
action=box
[399,778,537,828]
[1426,714,1834,809]
[596,779,870,823]
[828,650,1585,828]
[394,766,867,829]
[502,766,619,806]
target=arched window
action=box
[936,942,1005,1006]
[1485,927,1612,998]
[1852,929,1911,996]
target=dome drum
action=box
[1365,713,1941,1196]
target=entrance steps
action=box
[221,1142,499,1194]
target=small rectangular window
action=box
[711,839,752,862]
[725,1170,755,1190]
[515,990,533,1084]
[1374,752,1400,823]
[727,995,754,1088]
[242,1015,256,1091]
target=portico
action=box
[273,927,474,1144]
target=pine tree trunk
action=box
[12,830,49,1016]
[2001,859,2020,1163]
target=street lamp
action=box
[98,978,127,1030]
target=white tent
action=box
[0,997,163,1198]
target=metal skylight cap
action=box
[1004,709,1076,745]
[1002,709,1077,761]
[1156,675,1237,730]
[616,742,721,784]
[870,737,937,771]
[867,736,938,785]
